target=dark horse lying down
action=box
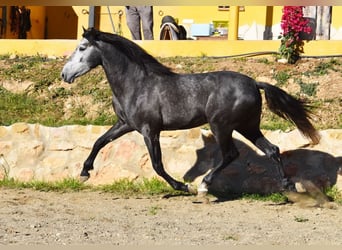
[61,28,320,195]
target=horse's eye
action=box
[79,46,86,51]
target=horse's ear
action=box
[82,27,99,44]
[82,26,95,35]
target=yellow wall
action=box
[1,6,342,58]
[1,39,342,58]
[98,6,285,40]
[2,6,342,40]
[331,7,342,28]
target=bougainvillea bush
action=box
[278,6,312,64]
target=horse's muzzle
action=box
[61,71,75,83]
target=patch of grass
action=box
[1,176,341,204]
[312,58,340,75]
[0,86,63,125]
[0,56,341,129]
[98,177,179,196]
[302,58,341,77]
[0,54,10,60]
[1,55,56,84]
[273,70,291,87]
[256,57,271,65]
[82,86,112,104]
[92,113,118,126]
[260,111,295,131]
[0,177,177,195]
[294,216,309,222]
[51,87,72,99]
[313,63,330,76]
[325,185,342,205]
[140,177,175,195]
[222,234,239,241]
[99,178,141,194]
[148,205,162,215]
[296,79,318,97]
[0,56,116,127]
[233,57,248,63]
[241,192,288,203]
[0,178,89,192]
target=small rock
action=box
[9,54,17,59]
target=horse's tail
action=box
[256,81,320,144]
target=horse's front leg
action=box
[143,130,195,193]
[81,121,133,181]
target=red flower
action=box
[279,6,312,63]
[281,6,311,37]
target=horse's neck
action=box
[101,57,144,99]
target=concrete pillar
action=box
[228,6,239,40]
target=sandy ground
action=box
[0,188,341,246]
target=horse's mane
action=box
[83,28,175,76]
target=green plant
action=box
[311,59,340,75]
[273,70,291,86]
[325,186,342,204]
[296,79,318,97]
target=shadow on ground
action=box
[184,135,341,198]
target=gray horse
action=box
[61,28,320,195]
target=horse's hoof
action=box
[186,183,198,195]
[197,182,208,197]
[280,178,296,192]
[79,175,90,183]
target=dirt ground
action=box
[0,188,341,246]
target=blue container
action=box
[190,24,214,36]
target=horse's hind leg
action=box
[239,128,295,191]
[199,127,239,195]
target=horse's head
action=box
[61,28,101,83]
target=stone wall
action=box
[0,123,341,195]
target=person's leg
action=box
[139,6,154,40]
[125,6,142,40]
